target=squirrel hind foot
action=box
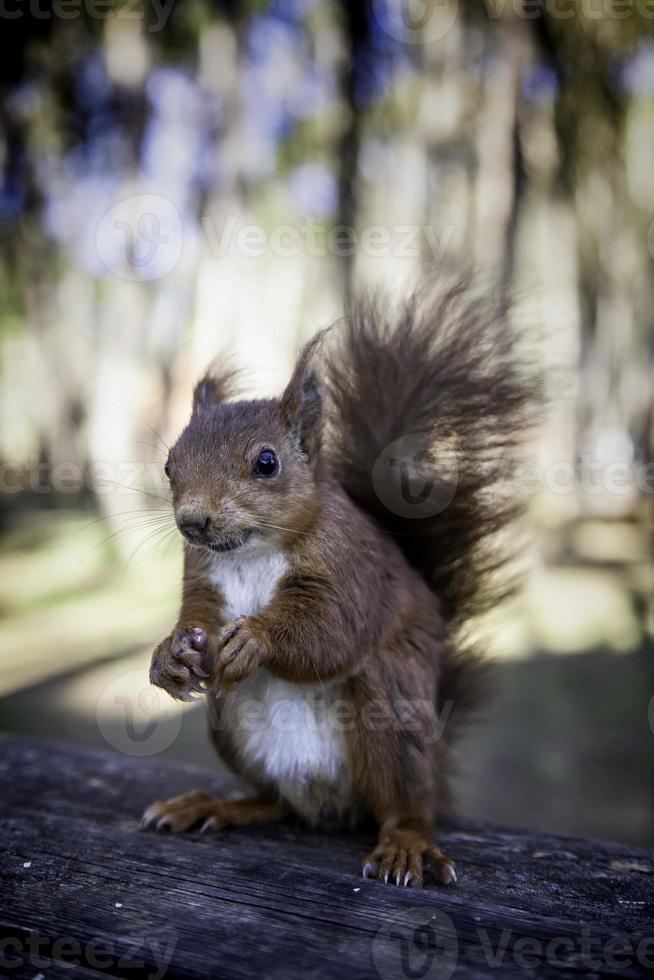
[361,832,457,889]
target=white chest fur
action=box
[208,547,290,621]
[208,546,354,825]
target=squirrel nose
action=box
[178,515,210,541]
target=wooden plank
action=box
[0,735,652,979]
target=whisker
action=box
[134,524,180,572]
[120,523,176,580]
[161,526,182,563]
[239,517,388,560]
[241,517,313,536]
[96,516,175,551]
[134,417,171,454]
[100,519,173,542]
[94,478,172,505]
[73,507,171,537]
[134,441,168,458]
[221,487,255,506]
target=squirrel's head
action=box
[165,341,323,554]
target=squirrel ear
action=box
[192,367,236,417]
[280,337,324,458]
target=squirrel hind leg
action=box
[141,790,287,834]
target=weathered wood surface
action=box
[0,736,652,980]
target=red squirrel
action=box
[142,282,536,888]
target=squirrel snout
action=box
[176,506,211,542]
[180,517,210,541]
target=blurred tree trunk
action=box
[335,0,369,305]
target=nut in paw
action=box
[149,627,211,702]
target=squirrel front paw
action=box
[149,627,211,702]
[215,617,270,690]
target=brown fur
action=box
[144,283,538,888]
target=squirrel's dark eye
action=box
[164,459,171,479]
[253,449,279,478]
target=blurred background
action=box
[0,0,652,848]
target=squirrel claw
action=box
[441,863,457,884]
[177,685,205,702]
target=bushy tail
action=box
[325,281,540,714]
